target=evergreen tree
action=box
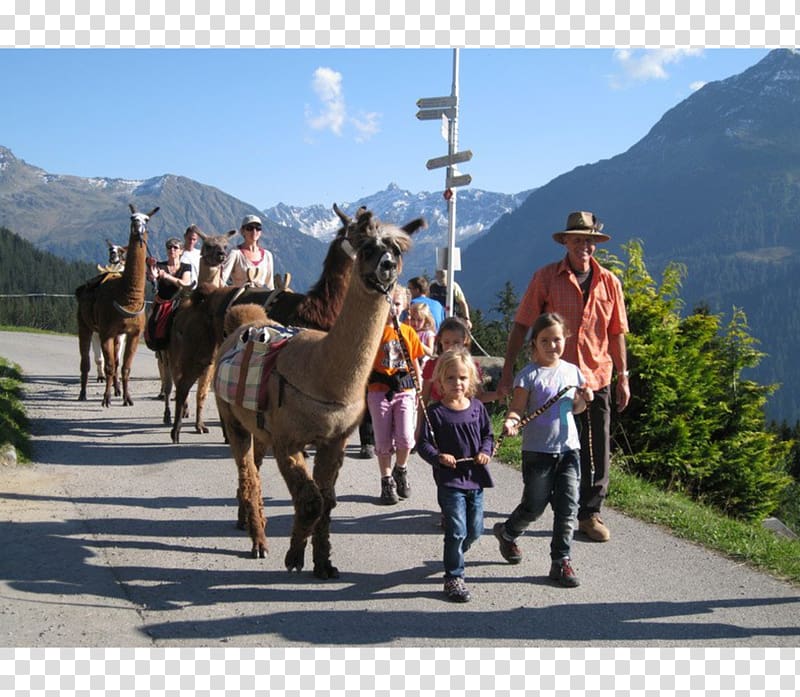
[611,240,792,520]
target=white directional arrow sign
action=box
[416,107,456,121]
[417,96,457,109]
[426,149,473,170]
[446,173,472,188]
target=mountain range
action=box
[459,48,800,423]
[1,49,799,422]
[0,147,529,291]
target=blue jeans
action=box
[438,486,484,579]
[503,450,580,561]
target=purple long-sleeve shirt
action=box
[417,398,495,490]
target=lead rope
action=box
[493,384,578,456]
[390,306,439,452]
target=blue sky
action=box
[1,48,770,209]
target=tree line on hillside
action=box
[470,241,799,532]
[0,226,98,333]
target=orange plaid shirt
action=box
[515,255,628,390]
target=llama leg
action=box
[274,443,323,574]
[310,438,346,579]
[111,335,121,396]
[101,336,117,408]
[170,375,190,444]
[194,363,214,434]
[92,333,104,382]
[219,400,267,558]
[78,326,92,401]
[158,351,173,425]
[119,332,139,407]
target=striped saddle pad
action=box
[215,324,304,411]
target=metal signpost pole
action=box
[445,48,459,319]
[417,48,472,319]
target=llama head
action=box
[343,206,425,295]
[127,204,160,246]
[197,227,237,268]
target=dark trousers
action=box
[576,385,611,520]
[359,408,374,447]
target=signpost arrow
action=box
[446,173,472,188]
[417,96,457,109]
[416,107,456,121]
[426,149,473,170]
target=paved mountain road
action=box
[0,331,798,647]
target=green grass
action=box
[0,357,32,463]
[490,414,800,586]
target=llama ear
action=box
[105,238,113,248]
[129,204,136,214]
[146,207,160,217]
[195,228,208,241]
[402,218,427,236]
[227,229,237,238]
[333,203,351,226]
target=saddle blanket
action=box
[215,323,304,411]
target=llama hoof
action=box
[251,544,267,559]
[313,562,340,580]
[163,412,171,426]
[78,390,87,401]
[102,396,111,408]
[96,375,104,383]
[113,385,121,397]
[284,548,305,573]
[170,428,180,444]
[196,424,209,434]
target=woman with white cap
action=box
[220,214,275,289]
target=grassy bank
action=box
[0,357,31,463]
[491,415,800,586]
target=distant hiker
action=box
[493,312,592,587]
[221,215,275,289]
[407,276,445,330]
[498,211,630,543]
[180,224,202,289]
[429,268,472,329]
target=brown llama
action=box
[214,206,424,579]
[157,227,237,432]
[165,204,358,444]
[76,204,159,406]
[92,239,128,382]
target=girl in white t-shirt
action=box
[493,312,593,588]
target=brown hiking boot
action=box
[579,513,611,542]
[493,522,522,564]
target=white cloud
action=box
[690,80,707,92]
[306,67,346,135]
[610,48,703,88]
[305,66,381,142]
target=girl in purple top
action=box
[417,348,494,603]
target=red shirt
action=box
[514,255,628,390]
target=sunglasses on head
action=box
[245,224,262,231]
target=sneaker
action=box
[578,513,611,542]
[392,466,410,498]
[359,444,375,459]
[443,577,471,603]
[379,476,399,505]
[549,557,580,587]
[493,522,522,564]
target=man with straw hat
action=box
[497,211,630,544]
